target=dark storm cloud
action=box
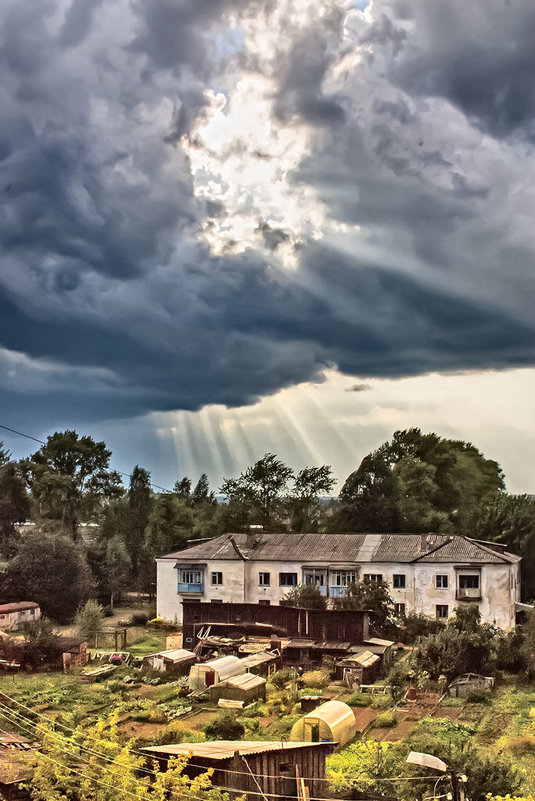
[380,0,535,139]
[1,0,535,430]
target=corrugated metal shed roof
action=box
[364,638,395,647]
[145,649,195,662]
[141,741,329,760]
[223,673,266,690]
[240,652,277,668]
[159,532,518,565]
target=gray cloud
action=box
[0,0,534,432]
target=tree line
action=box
[0,426,534,621]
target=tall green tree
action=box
[192,473,214,506]
[338,428,504,534]
[21,431,123,538]
[289,465,335,531]
[145,494,194,561]
[331,577,395,634]
[0,532,93,622]
[174,476,192,504]
[126,465,152,577]
[0,443,30,554]
[220,453,293,527]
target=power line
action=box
[0,422,173,493]
[0,694,445,789]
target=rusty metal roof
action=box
[141,740,331,760]
[0,602,39,613]
[159,532,518,565]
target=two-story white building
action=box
[156,531,521,630]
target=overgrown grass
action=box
[125,632,168,655]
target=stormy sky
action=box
[1,0,534,492]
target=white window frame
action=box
[436,574,449,589]
[211,571,223,586]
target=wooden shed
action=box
[143,648,196,676]
[142,740,333,800]
[0,731,38,801]
[189,655,246,691]
[208,673,266,704]
[239,651,279,677]
[363,638,395,671]
[334,649,381,685]
[290,700,356,748]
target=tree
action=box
[174,476,192,503]
[31,711,233,801]
[289,465,335,531]
[0,443,30,555]
[0,532,94,623]
[192,473,214,506]
[101,537,131,609]
[338,428,505,534]
[339,450,399,531]
[145,494,193,561]
[126,465,152,578]
[331,577,395,634]
[282,583,327,610]
[75,599,105,643]
[220,453,293,527]
[21,431,123,538]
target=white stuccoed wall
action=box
[156,555,520,629]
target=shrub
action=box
[75,600,104,644]
[347,692,369,707]
[301,670,330,688]
[203,713,245,740]
[374,711,397,728]
[129,612,149,626]
[269,669,294,689]
[466,689,491,705]
[370,694,391,709]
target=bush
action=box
[370,694,391,709]
[347,692,369,707]
[374,711,397,728]
[75,600,104,644]
[466,689,491,705]
[129,612,149,626]
[301,670,330,689]
[269,669,294,689]
[203,713,245,740]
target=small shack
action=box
[240,651,279,677]
[335,649,381,685]
[58,637,88,670]
[208,673,266,704]
[189,655,246,691]
[143,649,196,676]
[363,638,395,671]
[0,731,38,801]
[290,699,356,748]
[282,638,351,666]
[142,740,333,801]
[447,673,495,697]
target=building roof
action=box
[221,673,266,690]
[145,649,195,662]
[159,532,519,565]
[141,740,330,760]
[240,652,277,668]
[348,650,380,668]
[0,602,39,613]
[364,638,395,648]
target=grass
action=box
[125,632,168,655]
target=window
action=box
[394,603,406,616]
[331,571,358,586]
[258,599,271,605]
[436,574,448,589]
[363,574,383,583]
[211,599,223,603]
[436,604,449,619]
[393,574,406,589]
[304,570,326,586]
[279,573,298,586]
[211,571,223,586]
[459,574,480,589]
[180,570,202,585]
[29,609,35,617]
[259,572,271,586]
